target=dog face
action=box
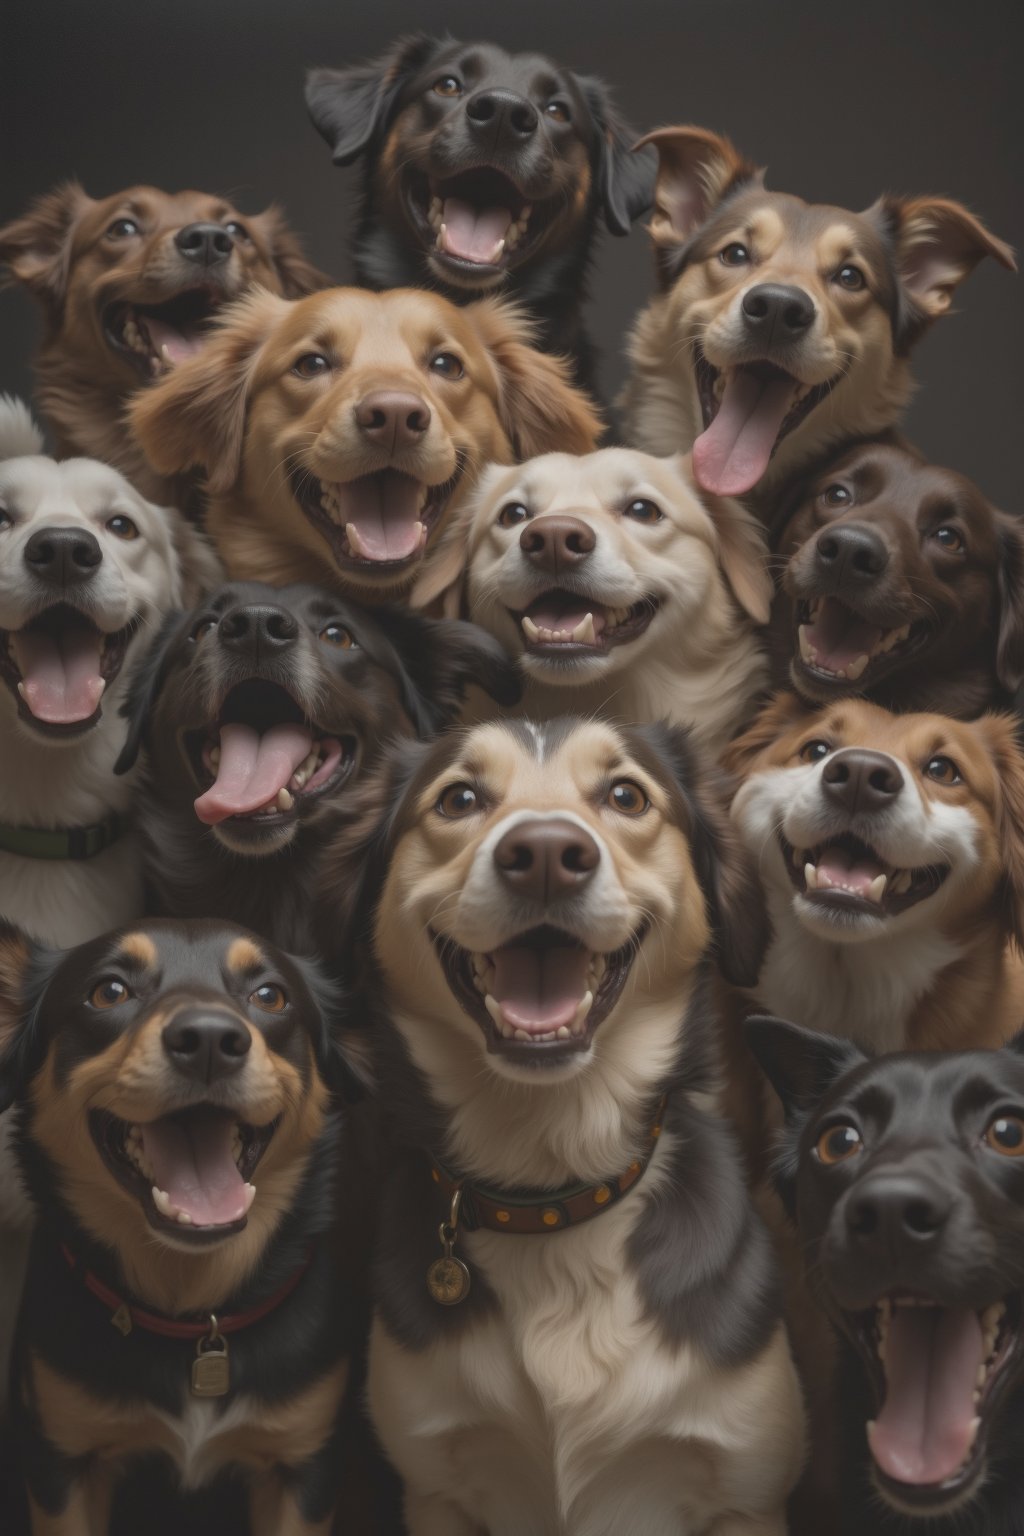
[131,287,600,602]
[438,448,772,683]
[0,400,216,742]
[726,695,1024,949]
[773,442,1024,708]
[306,35,651,295]
[636,128,1014,498]
[747,1017,1024,1519]
[115,580,520,856]
[0,182,326,388]
[359,717,765,1088]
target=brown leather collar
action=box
[429,1096,667,1235]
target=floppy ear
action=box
[634,126,760,249]
[129,287,291,494]
[679,456,772,625]
[468,299,603,459]
[408,515,472,616]
[247,204,332,297]
[719,691,810,776]
[0,181,92,313]
[575,75,654,236]
[0,921,51,1114]
[165,516,224,608]
[305,33,446,166]
[973,713,1024,952]
[996,513,1024,695]
[870,194,1015,325]
[113,609,190,775]
[745,1015,866,1125]
[366,609,521,736]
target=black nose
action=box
[465,88,539,143]
[814,523,890,585]
[217,604,299,659]
[519,515,596,575]
[354,391,432,450]
[741,283,816,341]
[493,817,600,903]
[161,1007,251,1082]
[821,749,904,814]
[24,526,103,586]
[174,222,234,266]
[846,1171,951,1254]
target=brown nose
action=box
[493,817,600,903]
[354,391,431,451]
[519,515,596,576]
[821,749,904,814]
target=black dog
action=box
[747,1015,1024,1535]
[305,33,653,392]
[115,581,520,949]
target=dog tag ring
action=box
[191,1317,231,1397]
[427,1187,471,1306]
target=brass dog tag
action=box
[191,1322,230,1397]
[426,1255,471,1307]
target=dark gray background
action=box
[3,0,1021,505]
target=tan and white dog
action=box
[418,449,773,756]
[331,716,805,1536]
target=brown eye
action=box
[800,739,832,764]
[90,978,130,1009]
[623,498,663,524]
[545,100,570,123]
[106,218,140,238]
[815,1124,863,1164]
[498,502,530,528]
[608,779,649,816]
[932,526,964,554]
[0,508,10,531]
[719,242,750,266]
[986,1115,1024,1157]
[191,615,216,641]
[250,983,287,1013]
[429,351,464,380]
[433,76,462,97]
[820,484,852,508]
[292,353,331,379]
[437,783,479,818]
[106,514,139,540]
[319,623,354,648]
[925,755,962,785]
[223,220,249,242]
[835,264,865,291]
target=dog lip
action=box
[779,831,950,917]
[793,596,930,689]
[512,592,661,656]
[292,461,464,575]
[404,164,554,273]
[0,606,139,737]
[101,286,229,377]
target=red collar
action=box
[59,1242,313,1340]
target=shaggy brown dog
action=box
[131,286,601,605]
[0,183,327,503]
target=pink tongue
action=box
[869,1307,984,1487]
[194,721,312,825]
[441,198,511,264]
[804,597,882,674]
[10,624,105,724]
[141,1114,246,1227]
[334,471,425,562]
[526,598,607,638]
[693,370,796,496]
[491,945,591,1033]
[816,843,885,897]
[143,312,205,365]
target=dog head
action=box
[131,287,601,602]
[306,34,652,294]
[747,1016,1024,1519]
[0,396,219,743]
[637,126,1014,498]
[773,441,1024,710]
[726,694,1024,950]
[0,181,327,389]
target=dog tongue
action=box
[491,944,591,1033]
[194,721,312,825]
[334,471,425,562]
[141,1113,246,1227]
[804,597,883,674]
[10,623,105,724]
[526,597,607,638]
[869,1307,983,1487]
[693,369,796,496]
[441,198,511,264]
[816,842,885,897]
[143,312,206,365]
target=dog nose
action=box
[821,749,904,814]
[174,222,234,266]
[519,515,596,575]
[740,283,816,340]
[161,1007,251,1082]
[814,523,889,584]
[845,1171,951,1252]
[493,818,600,903]
[354,391,432,452]
[218,603,299,659]
[24,526,103,586]
[465,88,539,141]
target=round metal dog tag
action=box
[426,1255,471,1306]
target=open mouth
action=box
[693,354,838,497]
[90,1104,276,1243]
[795,596,929,686]
[849,1292,1021,1511]
[186,679,356,838]
[406,167,551,275]
[513,590,660,656]
[293,463,463,573]
[103,288,227,377]
[0,604,136,735]
[433,923,643,1067]
[781,831,949,918]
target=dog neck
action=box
[0,683,137,827]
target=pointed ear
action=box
[745,1015,865,1124]
[113,609,190,775]
[0,181,92,313]
[720,692,811,776]
[0,921,49,1114]
[996,513,1024,695]
[0,395,46,460]
[574,75,654,236]
[305,33,445,166]
[635,126,760,248]
[870,195,1015,323]
[129,288,290,494]
[973,714,1024,951]
[679,456,772,624]
[248,204,332,297]
[366,609,521,735]
[469,299,603,459]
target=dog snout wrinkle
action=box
[493,817,600,903]
[821,749,904,814]
[814,523,890,585]
[519,515,596,575]
[845,1170,952,1253]
[161,1007,252,1083]
[741,282,816,345]
[354,390,432,454]
[174,221,234,266]
[218,603,299,659]
[465,88,539,142]
[23,526,103,586]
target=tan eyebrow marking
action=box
[227,936,264,973]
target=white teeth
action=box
[345,522,371,559]
[572,612,596,645]
[522,615,541,642]
[846,654,870,680]
[276,787,294,812]
[514,1028,530,1042]
[177,1210,193,1225]
[867,874,888,904]
[489,238,505,263]
[556,1026,571,1040]
[428,197,443,231]
[160,344,174,367]
[243,1183,256,1213]
[437,222,450,253]
[966,1416,981,1450]
[891,870,912,896]
[17,682,27,700]
[416,521,428,551]
[152,1187,175,1218]
[804,862,819,890]
[976,1363,988,1389]
[798,627,816,664]
[571,991,594,1037]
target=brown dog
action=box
[131,286,602,604]
[769,441,1024,716]
[0,183,327,503]
[623,127,1014,508]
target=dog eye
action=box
[292,353,332,379]
[223,220,249,242]
[545,101,570,123]
[90,978,131,1009]
[924,755,962,785]
[319,623,354,648]
[106,514,139,540]
[106,218,140,239]
[622,498,663,524]
[429,351,465,380]
[985,1115,1024,1157]
[608,779,649,816]
[250,983,288,1013]
[820,484,852,507]
[190,616,217,642]
[719,242,750,266]
[815,1124,863,1164]
[498,502,530,528]
[437,783,479,818]
[0,507,11,531]
[931,526,964,554]
[834,264,866,291]
[433,75,463,97]
[799,739,832,764]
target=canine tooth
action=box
[804,862,819,891]
[276,787,294,812]
[867,874,888,903]
[437,222,449,252]
[798,627,815,663]
[244,1183,256,1212]
[571,990,594,1036]
[159,344,174,367]
[416,521,428,551]
[572,612,596,645]
[17,682,27,701]
[556,1026,570,1039]
[966,1416,981,1450]
[522,616,541,642]
[846,654,870,680]
[484,994,504,1028]
[976,1364,988,1389]
[176,1210,193,1225]
[982,1301,1006,1332]
[514,1029,530,1041]
[345,522,372,559]
[489,239,505,263]
[152,1187,176,1218]
[505,225,519,250]
[891,870,912,896]
[290,769,308,791]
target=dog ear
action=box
[0,395,46,460]
[166,517,224,609]
[680,457,773,625]
[113,609,190,775]
[996,513,1024,695]
[574,76,655,236]
[469,299,603,458]
[305,34,446,166]
[870,195,1015,326]
[130,287,291,494]
[720,692,811,776]
[745,1015,865,1125]
[634,127,760,249]
[0,181,92,313]
[973,713,1024,951]
[365,609,521,736]
[0,921,52,1114]
[408,518,471,616]
[247,204,332,298]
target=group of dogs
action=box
[0,31,1022,1536]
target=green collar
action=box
[0,812,126,861]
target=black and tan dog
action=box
[115,581,519,949]
[305,34,653,391]
[748,1016,1024,1536]
[0,917,357,1535]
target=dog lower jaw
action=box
[405,167,552,285]
[794,596,931,692]
[102,287,229,380]
[0,609,139,740]
[780,833,950,925]
[293,464,463,583]
[511,593,661,664]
